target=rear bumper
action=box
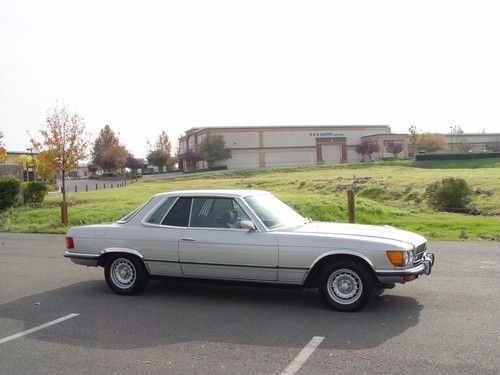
[375,252,435,283]
[63,251,99,267]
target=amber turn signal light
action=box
[65,237,74,249]
[386,251,404,266]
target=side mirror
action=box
[240,219,257,231]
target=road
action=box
[0,234,499,374]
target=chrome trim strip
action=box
[63,251,99,260]
[100,247,144,258]
[375,263,426,277]
[143,258,309,271]
[187,197,195,227]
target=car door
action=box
[139,196,187,277]
[178,196,279,281]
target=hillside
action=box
[1,160,499,240]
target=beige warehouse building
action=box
[178,125,405,170]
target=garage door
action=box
[321,144,341,164]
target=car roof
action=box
[155,189,271,198]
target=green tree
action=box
[417,133,448,153]
[146,131,173,172]
[198,135,231,168]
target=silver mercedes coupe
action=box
[63,190,435,311]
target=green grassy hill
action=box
[1,159,499,240]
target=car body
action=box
[64,189,435,311]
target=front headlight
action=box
[386,250,414,267]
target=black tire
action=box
[318,260,375,312]
[104,254,149,295]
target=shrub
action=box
[415,152,500,161]
[23,181,49,204]
[425,177,472,212]
[0,179,21,210]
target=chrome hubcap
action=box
[327,268,363,305]
[110,258,136,289]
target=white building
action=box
[178,125,392,170]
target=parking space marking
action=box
[0,313,79,345]
[280,336,325,375]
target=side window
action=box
[190,197,250,229]
[146,197,176,224]
[161,197,192,227]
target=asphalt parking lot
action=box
[0,233,499,374]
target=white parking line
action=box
[0,313,79,345]
[280,336,325,375]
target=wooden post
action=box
[74,185,77,193]
[61,201,68,226]
[347,190,355,223]
[104,183,106,189]
[85,184,88,191]
[95,184,98,190]
[111,183,113,188]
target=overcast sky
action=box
[1,0,499,157]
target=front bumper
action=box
[63,251,99,267]
[375,252,435,283]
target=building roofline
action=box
[442,133,500,136]
[361,133,408,137]
[180,125,390,138]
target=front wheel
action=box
[104,255,149,295]
[318,261,374,312]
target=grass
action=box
[1,159,499,240]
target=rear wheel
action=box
[318,260,374,312]
[104,254,149,295]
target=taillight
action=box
[65,237,74,249]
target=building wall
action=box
[263,148,317,168]
[180,126,390,170]
[445,133,500,152]
[0,164,23,180]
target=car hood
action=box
[278,222,426,248]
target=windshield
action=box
[244,194,306,230]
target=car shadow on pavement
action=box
[0,279,422,350]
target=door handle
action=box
[181,238,196,242]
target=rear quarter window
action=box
[161,197,192,227]
[146,197,177,224]
[117,198,152,223]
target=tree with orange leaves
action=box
[31,107,89,223]
[36,150,57,181]
[0,131,6,163]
